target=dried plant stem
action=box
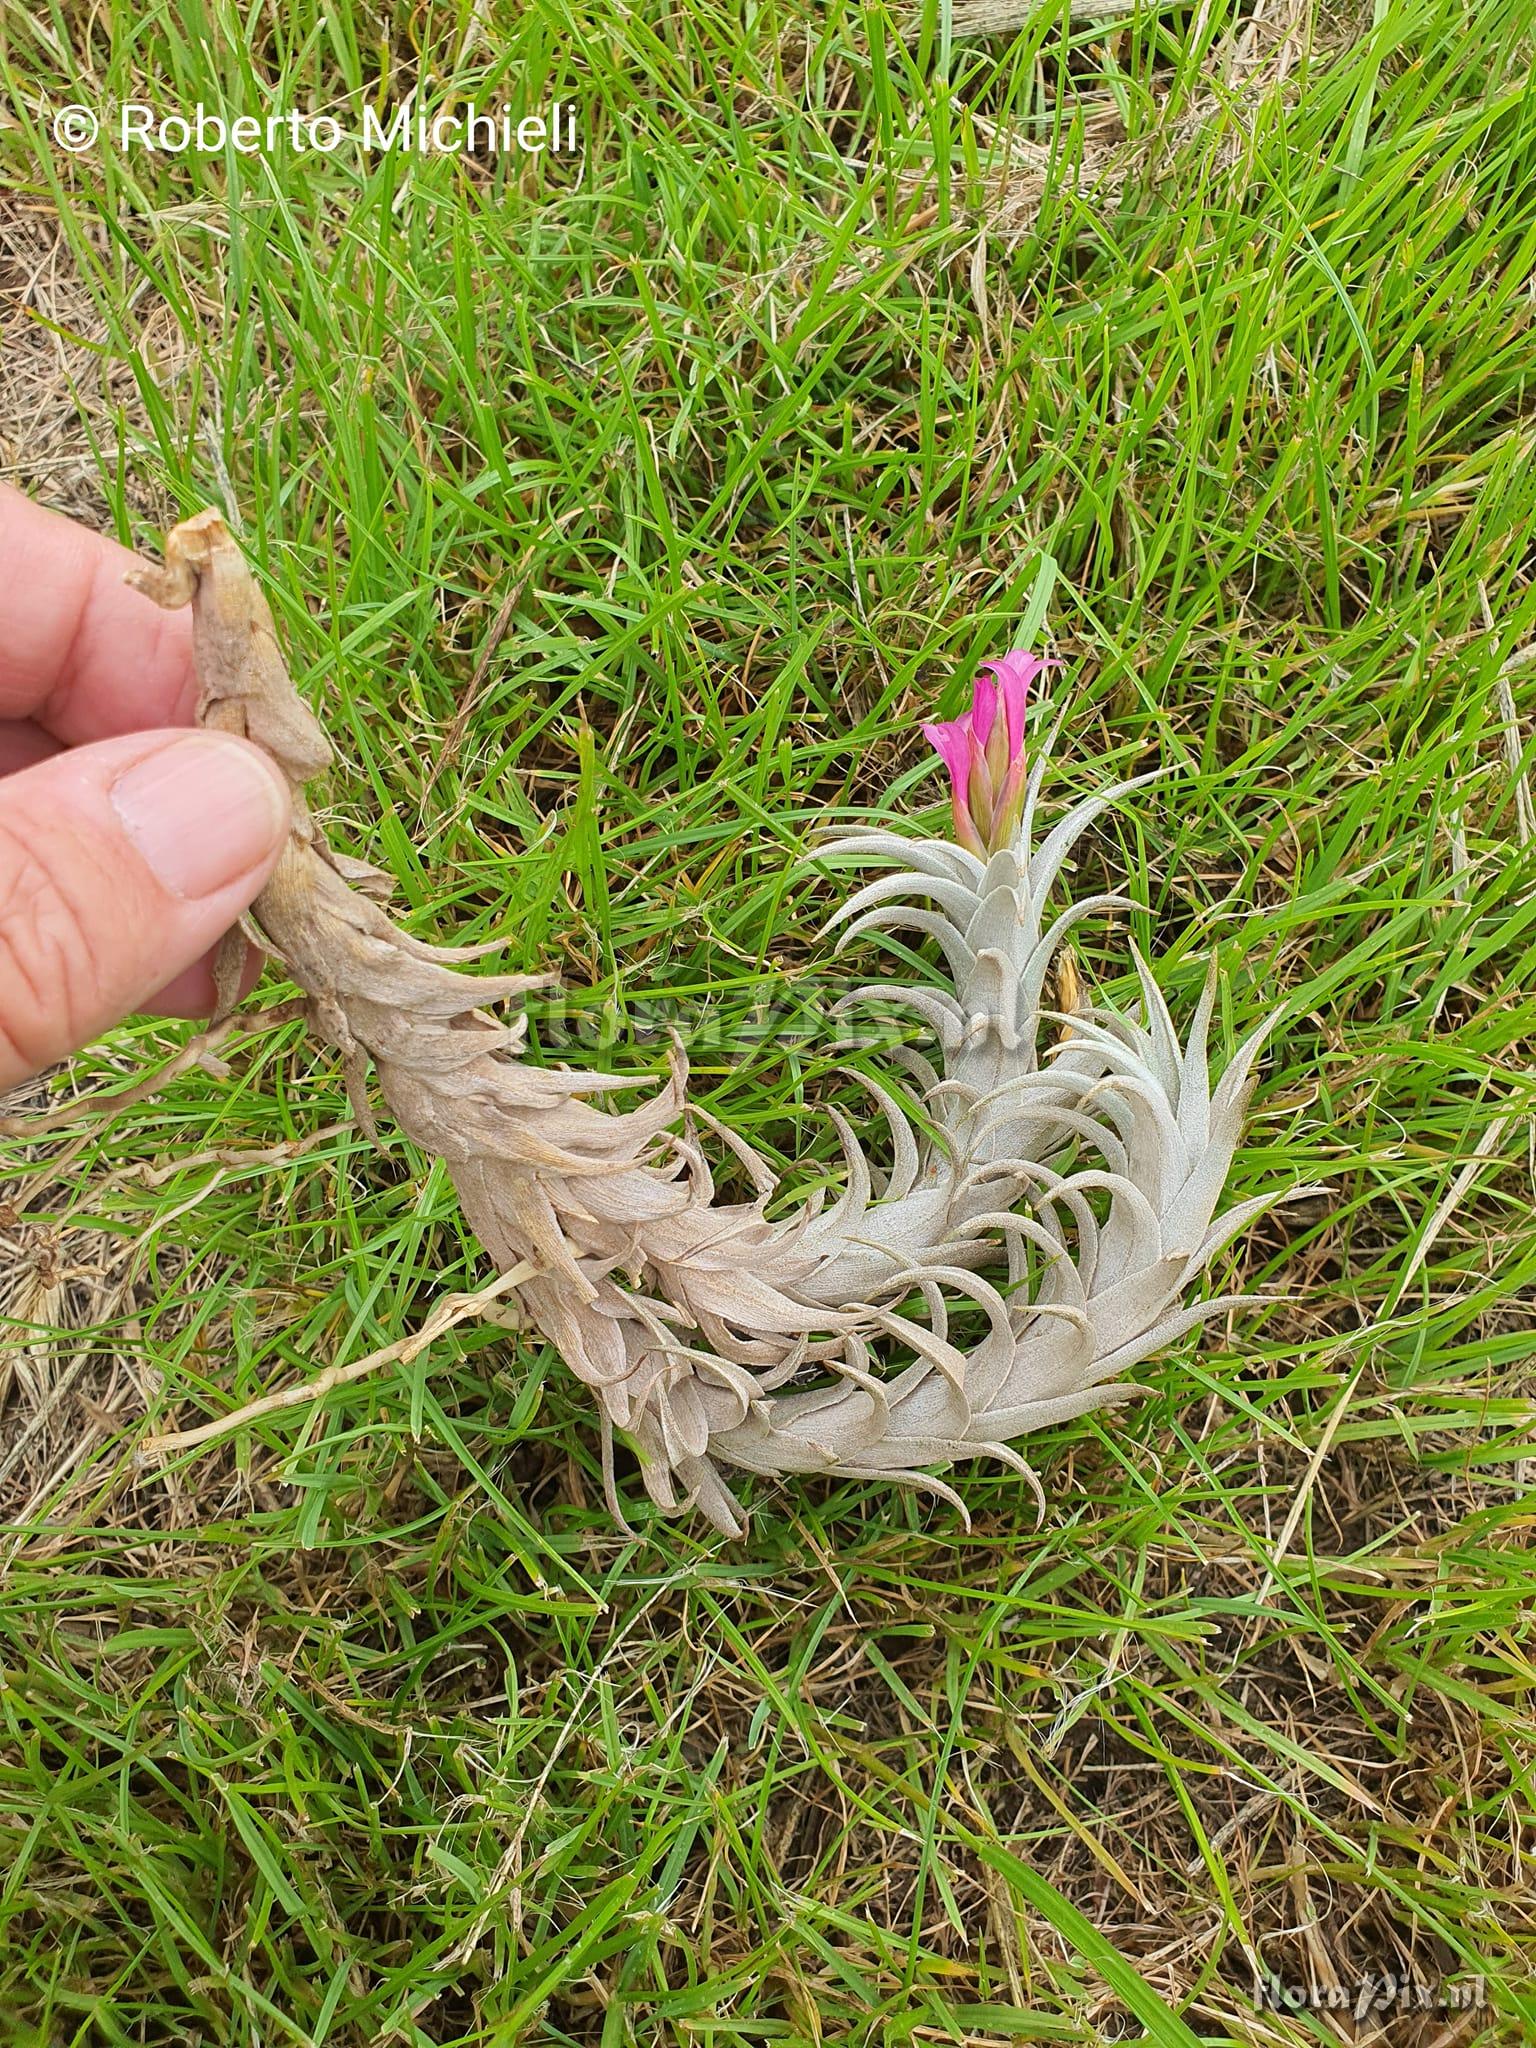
[948,0,1159,30]
[0,1000,308,1138]
[139,1260,538,1460]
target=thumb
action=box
[0,729,291,1087]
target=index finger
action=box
[0,484,197,745]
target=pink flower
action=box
[922,650,1053,855]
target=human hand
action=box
[0,485,291,1089]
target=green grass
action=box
[3,0,1536,2040]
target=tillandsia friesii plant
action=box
[114,511,1311,1535]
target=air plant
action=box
[115,511,1307,1534]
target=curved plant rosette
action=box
[119,513,1310,1535]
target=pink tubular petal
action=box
[968,670,999,748]
[999,664,1030,757]
[979,650,1047,759]
[922,718,972,790]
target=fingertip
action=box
[0,730,291,1086]
[0,488,199,740]
[108,731,291,901]
[146,940,268,1019]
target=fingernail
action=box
[110,734,289,900]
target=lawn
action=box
[3,0,1536,2041]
